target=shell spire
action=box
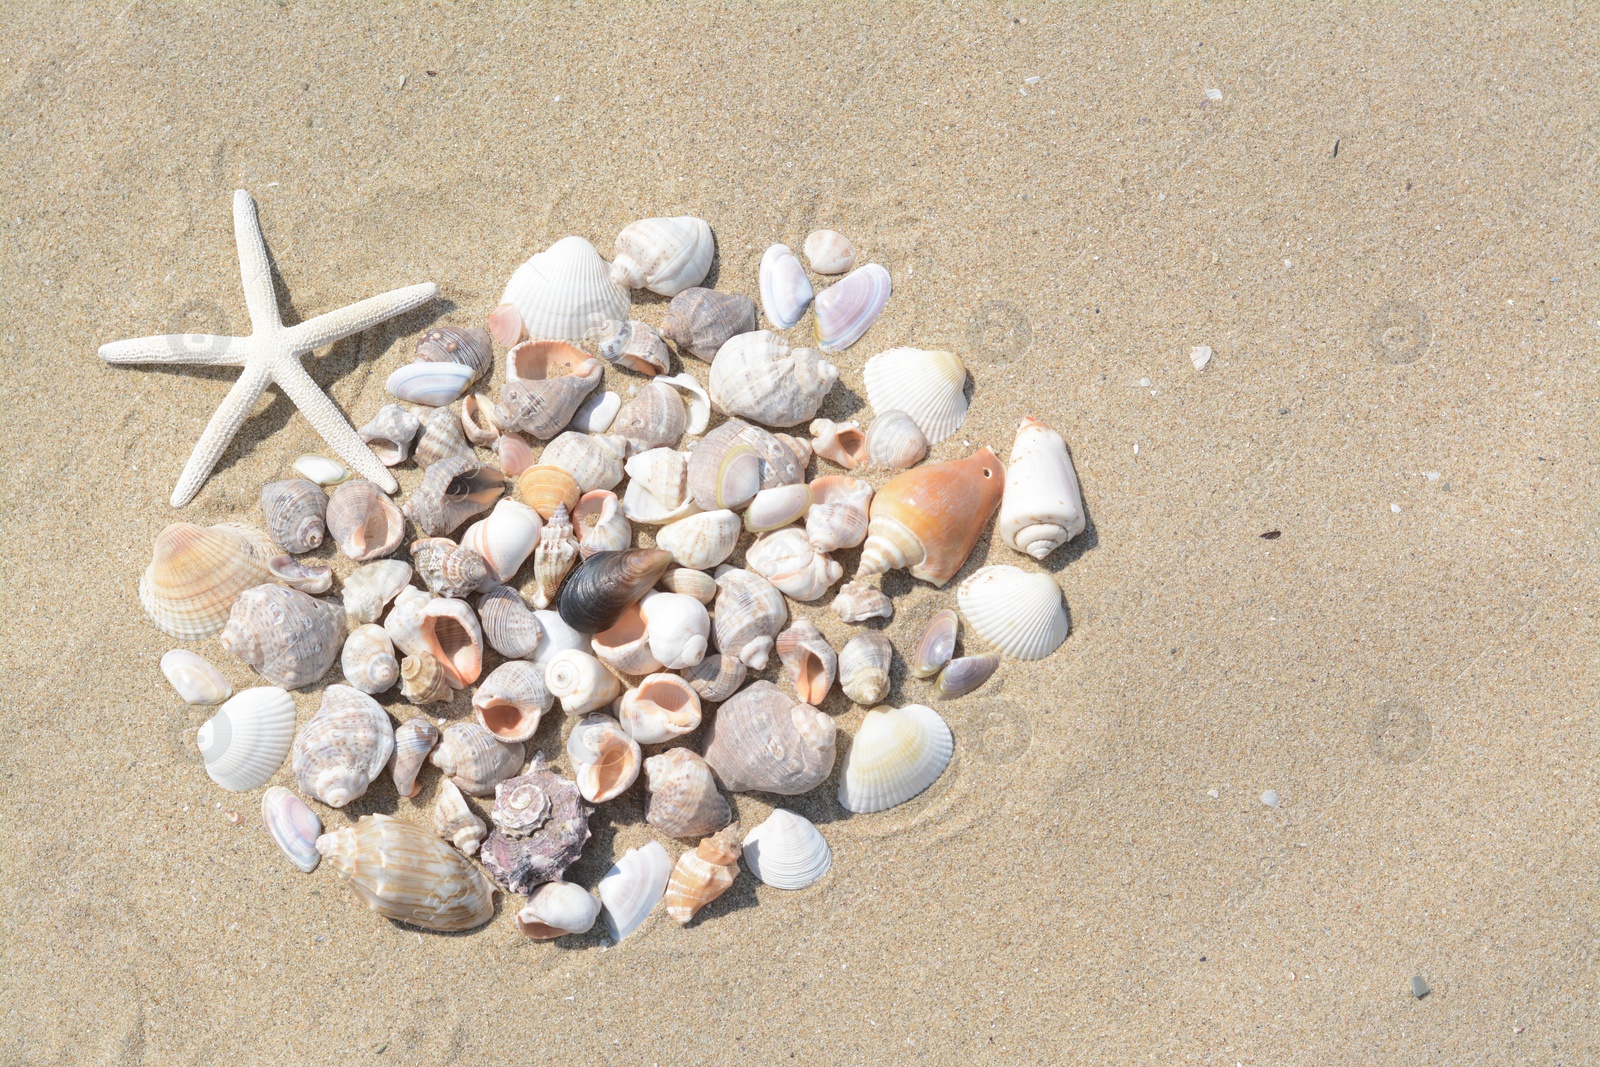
[854,447,1005,587]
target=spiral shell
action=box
[806,475,873,553]
[219,584,344,690]
[541,432,627,494]
[812,262,891,352]
[389,717,440,799]
[595,318,671,375]
[260,479,327,554]
[863,347,969,445]
[687,419,805,512]
[459,498,543,585]
[663,823,742,924]
[317,814,496,932]
[403,457,506,537]
[742,809,832,890]
[659,287,757,362]
[645,748,729,839]
[711,565,787,670]
[839,631,892,705]
[472,660,552,743]
[357,404,422,466]
[341,623,399,694]
[480,757,591,895]
[160,649,231,705]
[776,619,837,705]
[322,480,403,562]
[803,229,856,274]
[855,448,1004,587]
[956,565,1070,660]
[998,416,1087,561]
[656,372,711,435]
[759,243,814,329]
[681,652,747,703]
[402,650,453,703]
[196,686,297,792]
[413,404,475,469]
[140,522,291,639]
[809,418,867,470]
[701,680,835,795]
[429,722,525,796]
[619,672,703,745]
[611,380,687,451]
[709,330,838,428]
[410,537,490,599]
[496,235,631,344]
[574,490,631,558]
[831,580,893,624]
[557,548,674,634]
[545,649,623,715]
[566,712,642,803]
[477,584,544,659]
[657,509,740,570]
[611,216,714,296]
[262,787,322,873]
[432,778,487,855]
[415,325,493,383]
[746,527,842,602]
[621,447,698,524]
[291,685,396,808]
[863,409,929,469]
[837,703,953,813]
[530,503,579,610]
[495,358,605,439]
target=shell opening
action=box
[427,617,474,679]
[478,700,537,741]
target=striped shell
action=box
[955,565,1070,660]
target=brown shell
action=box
[413,404,475,469]
[260,479,327,554]
[403,457,506,537]
[858,447,1005,586]
[495,359,604,439]
[478,756,592,894]
[325,480,406,561]
[415,325,493,383]
[316,814,495,933]
[701,680,836,795]
[410,537,490,599]
[663,823,742,924]
[659,287,757,362]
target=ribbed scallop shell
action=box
[657,509,740,570]
[140,522,286,639]
[837,704,953,813]
[759,243,814,329]
[541,432,627,493]
[610,216,714,296]
[477,584,544,659]
[863,348,969,445]
[341,623,399,694]
[358,404,422,466]
[316,814,496,932]
[955,565,1069,660]
[260,479,327,554]
[619,671,703,744]
[611,381,687,451]
[663,823,742,924]
[389,717,439,798]
[459,498,543,585]
[196,686,298,792]
[709,331,838,428]
[499,235,631,342]
[812,262,891,352]
[404,458,506,537]
[219,584,344,690]
[998,416,1086,561]
[802,229,856,274]
[430,721,525,796]
[161,649,231,705]
[742,809,832,890]
[710,566,787,670]
[326,480,406,561]
[519,466,582,521]
[838,631,892,705]
[291,685,395,808]
[701,680,835,795]
[598,841,671,940]
[681,652,747,703]
[644,748,729,839]
[262,786,322,873]
[659,288,757,362]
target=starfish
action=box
[99,189,437,507]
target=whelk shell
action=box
[855,448,1005,586]
[574,489,631,558]
[341,623,399,694]
[506,338,589,383]
[659,287,756,362]
[681,652,747,703]
[477,584,543,659]
[400,653,451,703]
[544,649,623,715]
[495,358,605,439]
[196,686,297,792]
[746,526,843,602]
[658,566,716,603]
[710,565,787,670]
[611,380,687,451]
[742,809,832,890]
[419,597,484,687]
[530,503,579,610]
[759,243,814,329]
[656,372,711,435]
[403,457,506,537]
[806,475,873,553]
[390,717,440,799]
[956,565,1069,660]
[776,619,837,705]
[557,548,673,634]
[518,881,601,939]
[541,432,628,494]
[325,480,406,562]
[410,537,490,599]
[936,653,1001,699]
[480,757,592,894]
[831,580,893,624]
[495,235,631,345]
[686,419,804,512]
[709,330,838,428]
[863,409,929,469]
[358,403,422,466]
[519,465,582,521]
[429,721,525,796]
[911,608,959,679]
[663,822,742,924]
[598,841,672,940]
[803,229,856,274]
[640,590,710,670]
[743,483,813,534]
[619,672,703,745]
[413,404,475,469]
[862,347,969,445]
[595,317,670,375]
[293,454,351,486]
[140,522,294,639]
[161,649,231,705]
[701,680,835,795]
[472,660,552,743]
[645,748,729,839]
[610,216,714,296]
[219,584,344,690]
[657,508,740,570]
[998,416,1086,561]
[385,361,473,406]
[621,447,697,524]
[460,393,500,446]
[592,599,661,675]
[260,478,327,554]
[566,712,642,803]
[460,498,543,585]
[839,631,892,705]
[414,325,493,383]
[837,703,953,813]
[291,685,396,808]
[809,418,867,470]
[433,778,487,855]
[812,262,891,352]
[317,814,496,932]
[262,786,322,873]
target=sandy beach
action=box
[2,3,1596,1063]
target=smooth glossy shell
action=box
[657,509,741,570]
[658,566,717,603]
[687,419,804,512]
[709,330,838,428]
[260,479,327,554]
[557,549,674,634]
[863,347,969,445]
[864,410,929,469]
[710,566,787,670]
[598,841,672,940]
[358,404,422,466]
[855,448,1005,587]
[294,454,351,486]
[911,608,959,679]
[812,262,891,352]
[161,649,232,705]
[936,653,1001,699]
[545,649,623,715]
[385,361,473,406]
[759,243,814,329]
[262,786,322,873]
[743,483,814,534]
[459,498,543,585]
[497,235,631,343]
[316,814,496,932]
[518,881,601,939]
[837,703,954,813]
[956,565,1070,660]
[569,390,622,434]
[592,599,661,675]
[998,417,1087,561]
[803,229,856,274]
[566,713,642,803]
[701,680,835,795]
[659,287,757,362]
[645,748,730,839]
[742,809,832,890]
[494,431,537,476]
[196,686,298,792]
[640,590,710,670]
[839,631,892,705]
[610,216,714,296]
[429,722,525,796]
[219,584,344,690]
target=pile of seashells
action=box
[143,217,1086,938]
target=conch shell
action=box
[357,403,421,466]
[403,457,506,537]
[663,823,742,924]
[410,537,490,599]
[701,680,835,795]
[219,584,344,690]
[711,565,787,670]
[610,216,714,296]
[659,287,756,362]
[998,416,1086,561]
[260,478,327,554]
[291,685,396,808]
[495,358,604,439]
[317,814,496,932]
[574,489,631,558]
[400,653,451,704]
[709,330,837,428]
[541,432,627,493]
[809,418,866,469]
[644,748,730,839]
[854,447,1005,586]
[838,631,892,705]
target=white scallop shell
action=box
[196,687,298,792]
[812,262,891,352]
[955,565,1069,660]
[656,509,740,570]
[384,362,474,406]
[745,527,843,602]
[460,498,543,585]
[742,809,831,890]
[708,331,838,428]
[836,704,953,813]
[161,649,231,705]
[998,417,1086,561]
[610,217,714,297]
[862,347,968,445]
[341,559,413,626]
[640,590,710,670]
[500,235,632,342]
[803,229,856,274]
[656,372,711,436]
[598,841,672,940]
[759,243,814,329]
[621,448,699,524]
[569,389,622,434]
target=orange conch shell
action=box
[854,447,1005,586]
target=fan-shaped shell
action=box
[472,660,552,743]
[742,809,832,889]
[839,631,892,705]
[429,722,525,796]
[803,229,856,274]
[687,420,804,512]
[316,814,496,932]
[837,704,953,813]
[545,649,623,715]
[812,262,891,352]
[414,325,493,383]
[460,498,543,585]
[262,786,322,873]
[863,347,969,445]
[956,565,1070,660]
[619,672,703,744]
[140,522,287,639]
[196,686,298,792]
[219,584,344,690]
[709,331,838,428]
[759,243,814,329]
[161,649,231,705]
[998,416,1087,561]
[341,623,399,694]
[291,685,396,808]
[390,717,440,798]
[657,509,740,570]
[598,841,672,940]
[645,748,729,839]
[611,381,687,451]
[260,479,327,554]
[497,235,631,343]
[659,287,757,362]
[856,448,1004,587]
[541,432,627,493]
[477,584,544,658]
[710,566,787,670]
[566,712,642,803]
[701,680,835,795]
[519,466,582,521]
[610,216,714,296]
[403,458,506,537]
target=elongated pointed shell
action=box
[687,420,805,512]
[747,527,843,602]
[415,325,493,383]
[776,620,837,704]
[567,712,642,803]
[864,410,929,469]
[260,479,327,554]
[837,704,953,813]
[839,632,892,705]
[460,498,542,585]
[390,717,440,799]
[357,404,422,466]
[542,432,627,494]
[530,503,579,610]
[619,672,703,745]
[498,235,631,343]
[759,243,814,329]
[219,584,344,690]
[341,623,399,694]
[545,649,623,715]
[472,660,552,743]
[611,381,687,451]
[496,359,605,439]
[161,649,231,705]
[711,566,787,670]
[403,457,506,537]
[813,262,891,352]
[863,348,969,445]
[611,216,714,296]
[477,585,543,658]
[412,404,475,469]
[702,680,835,795]
[385,361,474,406]
[645,748,730,839]
[659,287,757,362]
[743,809,832,889]
[518,881,601,939]
[832,580,893,624]
[196,686,297,792]
[430,722,525,796]
[433,778,487,854]
[598,841,671,940]
[956,565,1069,660]
[855,448,1005,587]
[140,523,287,639]
[481,757,592,893]
[809,419,867,470]
[575,489,631,558]
[410,537,490,599]
[664,823,742,923]
[681,652,747,703]
[290,685,394,808]
[998,417,1086,561]
[342,560,413,626]
[936,653,1001,699]
[709,330,838,428]
[658,509,740,570]
[803,229,856,274]
[262,786,322,873]
[911,609,959,679]
[558,548,674,633]
[317,814,496,932]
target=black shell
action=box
[557,549,673,634]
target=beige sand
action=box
[3,3,1596,1063]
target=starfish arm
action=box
[233,190,282,334]
[99,334,251,366]
[285,282,438,352]
[271,362,399,493]
[169,363,273,508]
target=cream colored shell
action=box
[955,565,1069,660]
[862,347,969,445]
[836,703,953,813]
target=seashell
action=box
[686,419,805,512]
[398,651,448,705]
[664,823,742,923]
[472,660,552,743]
[476,584,543,658]
[658,566,716,603]
[863,347,969,445]
[863,409,929,469]
[710,565,787,669]
[342,559,413,625]
[385,361,473,406]
[911,608,959,679]
[743,483,813,533]
[659,287,757,362]
[324,480,405,562]
[592,600,661,675]
[219,584,344,690]
[619,672,703,744]
[403,457,507,536]
[410,537,490,599]
[518,465,582,521]
[493,430,537,476]
[621,447,698,524]
[291,685,396,808]
[429,722,525,796]
[594,318,670,376]
[956,565,1069,660]
[611,381,687,451]
[460,498,543,585]
[413,404,475,469]
[433,778,487,855]
[341,623,399,694]
[839,631,892,705]
[293,454,351,486]
[776,432,812,469]
[262,786,322,873]
[611,216,714,296]
[681,652,746,703]
[506,338,590,383]
[390,717,440,798]
[270,554,332,596]
[574,489,631,558]
[480,756,591,894]
[639,590,710,670]
[317,814,496,932]
[518,880,601,939]
[746,527,843,602]
[812,262,891,352]
[495,358,605,439]
[530,504,580,609]
[382,586,432,658]
[569,389,622,434]
[414,325,493,383]
[831,580,893,624]
[557,547,674,633]
[809,418,866,470]
[656,372,711,435]
[742,809,832,889]
[545,649,623,715]
[160,649,231,705]
[806,475,873,552]
[196,686,297,791]
[644,748,729,838]
[497,235,631,344]
[459,393,500,447]
[541,432,627,493]
[803,229,856,274]
[998,416,1086,561]
[358,404,422,466]
[709,330,838,428]
[701,680,835,795]
[260,479,327,554]
[856,447,1005,586]
[837,703,953,813]
[598,841,671,940]
[657,509,739,570]
[418,596,484,687]
[776,619,837,704]
[759,243,814,329]
[140,522,292,639]
[936,653,1001,699]
[531,609,592,665]
[566,712,642,803]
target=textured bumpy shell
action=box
[742,808,832,890]
[260,479,327,554]
[498,235,632,343]
[659,288,757,362]
[476,756,591,892]
[400,653,452,704]
[709,330,838,428]
[140,522,289,639]
[711,566,787,670]
[610,381,687,452]
[357,404,422,466]
[317,814,496,932]
[663,823,742,924]
[291,685,396,808]
[746,527,843,602]
[415,325,493,383]
[598,841,672,940]
[404,457,506,537]
[998,417,1086,561]
[196,686,298,792]
[262,786,322,873]
[429,722,525,796]
[687,420,805,512]
[806,475,873,553]
[809,418,867,470]
[862,348,969,445]
[219,584,344,690]
[410,538,490,599]
[341,560,412,625]
[855,448,1005,587]
[837,704,954,813]
[701,680,836,795]
[413,404,476,469]
[611,216,714,296]
[495,360,604,440]
[645,749,731,839]
[812,262,891,352]
[956,565,1070,660]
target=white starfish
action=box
[99,190,437,507]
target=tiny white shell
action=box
[955,565,1069,660]
[759,243,815,329]
[862,347,969,445]
[656,509,741,570]
[384,362,474,406]
[742,809,832,890]
[196,687,298,792]
[803,229,856,274]
[292,454,351,486]
[836,704,953,813]
[598,841,672,940]
[161,649,232,705]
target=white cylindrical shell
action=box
[998,417,1086,561]
[862,347,969,445]
[836,704,953,813]
[459,499,542,585]
[196,687,298,792]
[656,509,740,571]
[598,841,672,940]
[956,565,1069,660]
[640,591,711,670]
[742,809,832,890]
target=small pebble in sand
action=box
[1205,88,1223,102]
[1190,345,1213,371]
[1024,76,1041,85]
[1207,789,1219,799]
[1411,975,1431,999]
[1260,789,1280,808]
[1391,503,1401,513]
[225,810,241,825]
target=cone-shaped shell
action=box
[341,623,399,694]
[316,814,496,932]
[776,620,837,705]
[404,457,506,537]
[709,330,838,428]
[682,652,748,703]
[747,527,843,602]
[998,417,1086,561]
[956,565,1070,660]
[659,287,757,362]
[518,881,601,939]
[342,559,413,626]
[759,243,814,329]
[658,509,740,570]
[687,419,805,512]
[219,584,344,690]
[619,672,703,744]
[855,448,1005,587]
[433,778,487,855]
[575,489,631,558]
[701,680,835,795]
[459,498,542,585]
[558,549,674,634]
[325,480,405,562]
[477,584,544,658]
[357,404,421,466]
[831,580,893,624]
[611,216,714,296]
[262,786,322,873]
[809,418,867,470]
[711,566,787,670]
[415,325,493,383]
[480,756,592,894]
[472,660,552,743]
[541,432,627,494]
[140,523,287,639]
[412,404,475,469]
[839,631,892,705]
[196,686,297,791]
[611,381,687,451]
[803,229,856,274]
[260,479,327,554]
[498,235,631,343]
[530,503,579,610]
[837,704,953,813]
[864,410,929,469]
[430,722,525,796]
[598,841,672,940]
[410,537,490,599]
[545,649,623,715]
[664,823,742,923]
[567,712,642,803]
[291,685,396,808]
[742,809,832,889]
[161,649,231,705]
[645,748,730,839]
[496,359,605,440]
[812,262,891,352]
[390,717,440,798]
[863,347,969,445]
